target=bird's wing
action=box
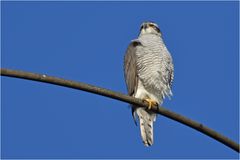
[124,40,141,96]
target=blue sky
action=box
[1,1,239,159]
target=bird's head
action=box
[139,21,161,36]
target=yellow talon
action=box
[143,98,158,110]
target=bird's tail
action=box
[134,107,156,146]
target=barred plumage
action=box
[137,34,173,101]
[124,22,174,146]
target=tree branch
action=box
[1,68,239,152]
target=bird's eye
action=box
[149,24,160,33]
[149,24,154,27]
[154,26,160,33]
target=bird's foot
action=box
[143,98,158,110]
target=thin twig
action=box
[1,68,239,152]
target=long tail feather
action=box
[135,107,156,146]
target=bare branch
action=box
[1,68,239,152]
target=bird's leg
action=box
[143,98,158,110]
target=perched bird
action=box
[124,22,174,146]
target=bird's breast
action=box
[136,34,172,100]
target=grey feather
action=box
[124,40,142,126]
[136,108,155,146]
[136,34,174,99]
[124,40,141,96]
[124,22,174,146]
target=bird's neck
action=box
[139,33,162,41]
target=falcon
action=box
[124,22,174,146]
